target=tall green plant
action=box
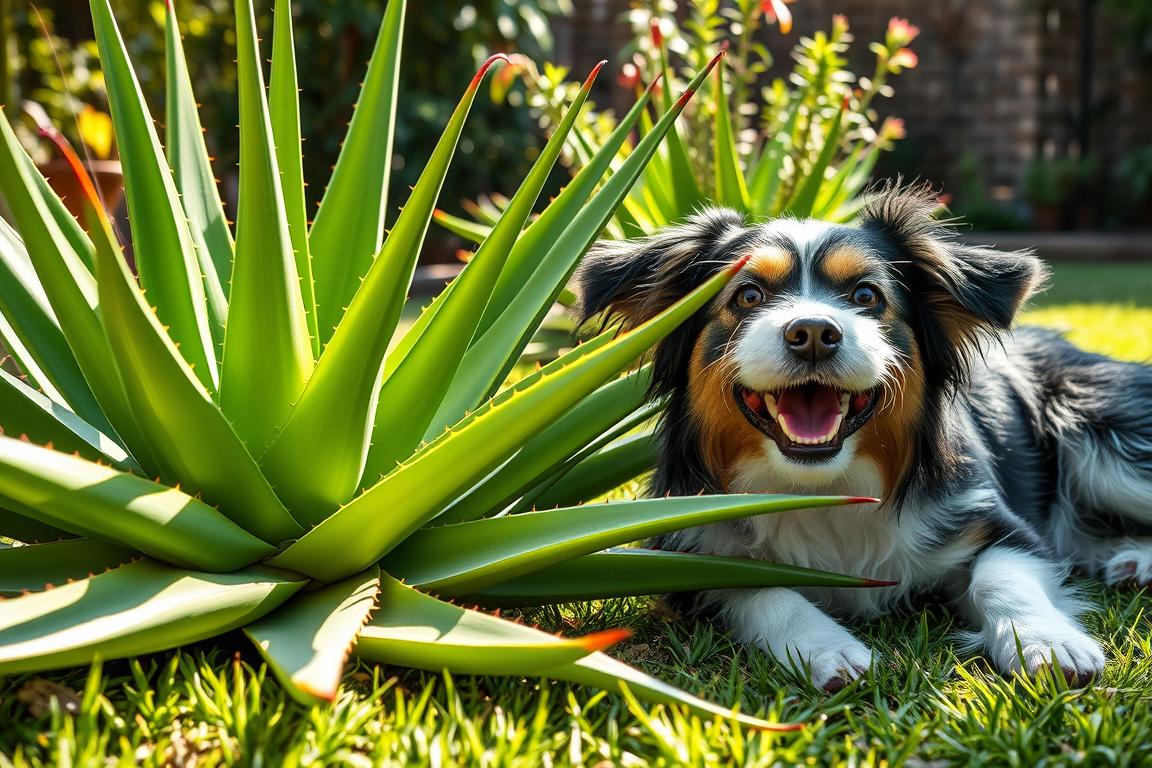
[0,0,882,725]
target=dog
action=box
[572,183,1152,692]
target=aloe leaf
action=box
[0,218,105,426]
[553,653,797,732]
[713,60,750,210]
[257,56,505,519]
[386,495,869,593]
[438,366,651,525]
[0,115,153,466]
[747,96,803,216]
[783,99,848,218]
[245,566,380,705]
[0,436,277,570]
[433,208,492,245]
[90,0,218,391]
[459,548,893,606]
[652,39,702,216]
[0,560,306,675]
[218,0,315,452]
[309,0,406,341]
[0,539,137,596]
[268,255,747,582]
[163,0,230,345]
[424,57,723,437]
[0,507,74,545]
[532,430,658,510]
[353,575,624,676]
[0,369,137,471]
[269,0,319,358]
[87,210,302,544]
[365,63,603,475]
[355,577,792,732]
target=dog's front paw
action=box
[1103,542,1152,587]
[806,641,873,692]
[988,624,1106,687]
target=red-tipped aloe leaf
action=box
[245,565,381,705]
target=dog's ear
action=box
[572,208,748,331]
[860,183,1047,380]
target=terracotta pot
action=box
[36,158,124,227]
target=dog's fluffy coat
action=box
[573,184,1152,690]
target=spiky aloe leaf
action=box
[219,0,315,452]
[0,506,73,545]
[0,368,136,471]
[90,0,218,391]
[432,208,490,244]
[532,430,658,510]
[268,255,749,582]
[269,0,319,357]
[423,55,724,437]
[386,495,871,593]
[460,548,893,606]
[355,577,794,732]
[257,55,505,518]
[309,0,405,341]
[0,219,104,427]
[245,566,381,705]
[438,366,650,525]
[354,575,625,676]
[86,209,302,544]
[0,114,153,467]
[0,560,305,675]
[164,0,231,344]
[0,436,276,570]
[747,96,803,216]
[365,62,604,475]
[0,539,136,596]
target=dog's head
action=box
[573,184,1046,494]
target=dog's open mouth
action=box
[734,382,879,460]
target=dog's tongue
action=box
[776,385,842,440]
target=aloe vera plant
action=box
[0,0,879,727]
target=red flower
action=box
[889,48,919,70]
[760,0,794,34]
[650,19,664,48]
[886,17,920,48]
[618,61,641,89]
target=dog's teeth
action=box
[764,393,779,419]
[840,392,850,414]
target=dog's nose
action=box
[784,316,843,362]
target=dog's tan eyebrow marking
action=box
[745,247,794,284]
[820,246,874,283]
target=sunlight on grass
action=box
[1023,304,1152,362]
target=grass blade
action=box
[0,560,305,675]
[309,0,406,341]
[268,254,748,582]
[713,60,750,210]
[91,0,218,391]
[219,0,315,452]
[245,565,381,705]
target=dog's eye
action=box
[734,284,765,309]
[851,284,881,308]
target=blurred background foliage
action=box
[2,0,572,249]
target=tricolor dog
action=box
[573,184,1152,691]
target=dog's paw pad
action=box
[1103,546,1152,587]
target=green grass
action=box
[3,263,1152,766]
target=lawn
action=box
[2,262,1151,767]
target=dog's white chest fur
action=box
[723,444,976,618]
